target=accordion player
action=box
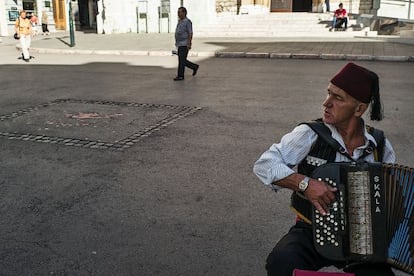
[300,162,414,275]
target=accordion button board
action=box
[310,162,414,275]
[314,178,346,250]
[312,171,348,261]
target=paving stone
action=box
[0,99,201,152]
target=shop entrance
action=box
[271,0,312,12]
[292,0,312,11]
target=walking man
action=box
[174,7,199,81]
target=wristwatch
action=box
[298,177,310,192]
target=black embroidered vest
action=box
[290,119,385,224]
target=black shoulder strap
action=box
[301,119,356,161]
[366,125,385,162]
[302,119,386,162]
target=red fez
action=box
[330,62,373,103]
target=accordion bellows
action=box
[311,162,413,275]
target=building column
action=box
[96,0,103,33]
[36,0,43,19]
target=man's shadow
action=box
[319,20,334,29]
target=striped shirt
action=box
[253,122,396,190]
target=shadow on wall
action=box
[376,18,414,35]
[356,14,414,35]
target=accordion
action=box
[311,162,413,274]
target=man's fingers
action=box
[306,179,339,215]
[328,186,338,192]
[313,201,327,216]
[326,186,338,202]
[326,191,336,202]
[321,195,331,206]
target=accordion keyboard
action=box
[310,162,413,274]
[313,177,347,260]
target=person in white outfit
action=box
[15,10,32,62]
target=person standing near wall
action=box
[173,7,199,81]
[15,10,32,62]
[41,10,50,35]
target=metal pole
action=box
[68,0,75,47]
[145,1,148,33]
[136,7,139,33]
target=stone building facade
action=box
[216,0,379,14]
[94,0,215,34]
[1,0,411,37]
[216,0,237,13]
[0,0,57,36]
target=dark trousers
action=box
[177,46,198,78]
[325,0,330,11]
[42,23,49,33]
[334,17,348,29]
[266,221,395,276]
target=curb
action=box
[26,47,414,62]
[30,47,217,58]
[217,51,414,62]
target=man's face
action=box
[177,9,185,19]
[20,12,26,18]
[322,83,362,126]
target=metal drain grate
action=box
[0,99,202,151]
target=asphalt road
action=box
[0,47,413,275]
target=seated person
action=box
[330,3,347,31]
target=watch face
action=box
[299,179,308,191]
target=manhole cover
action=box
[0,99,201,151]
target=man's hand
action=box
[187,42,192,50]
[304,179,337,216]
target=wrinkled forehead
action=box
[327,83,356,101]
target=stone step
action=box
[400,30,414,38]
[196,30,376,38]
[195,12,373,38]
